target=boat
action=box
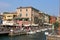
[27,31,36,34]
[45,32,49,35]
[36,30,41,32]
[41,29,45,31]
[9,29,27,36]
[44,28,48,31]
[0,27,9,35]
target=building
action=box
[43,13,50,23]
[3,12,17,25]
[0,14,3,24]
[57,16,60,23]
[38,12,45,26]
[16,6,40,25]
[49,16,57,24]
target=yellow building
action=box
[57,16,60,23]
[3,12,17,25]
[3,12,17,21]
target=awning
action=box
[24,24,31,26]
[31,24,38,26]
[44,23,52,25]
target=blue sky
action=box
[0,0,59,16]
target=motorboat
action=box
[36,30,41,32]
[45,32,49,35]
[27,31,36,34]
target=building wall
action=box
[16,7,39,24]
[3,12,17,25]
[31,9,39,24]
[43,14,50,23]
[38,13,44,26]
[3,13,17,21]
[57,17,60,23]
[45,16,49,23]
[50,16,56,24]
[16,7,31,19]
[0,15,3,24]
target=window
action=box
[20,13,22,17]
[26,9,28,11]
[13,15,16,18]
[20,9,22,12]
[32,14,33,16]
[7,16,11,17]
[7,19,12,21]
[26,13,28,16]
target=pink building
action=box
[16,6,39,24]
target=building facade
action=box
[50,16,57,24]
[0,14,3,24]
[16,6,39,24]
[43,14,50,23]
[3,12,17,25]
[57,16,60,23]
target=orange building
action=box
[50,16,57,24]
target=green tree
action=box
[53,22,59,29]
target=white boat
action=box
[44,28,48,31]
[41,29,45,31]
[27,31,36,34]
[36,30,41,32]
[48,28,52,30]
[45,32,49,35]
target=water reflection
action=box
[0,32,46,40]
[9,32,46,40]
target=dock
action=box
[0,31,9,34]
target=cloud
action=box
[0,2,11,8]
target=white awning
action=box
[31,24,38,26]
[24,24,31,26]
[44,23,52,25]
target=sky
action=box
[0,0,59,16]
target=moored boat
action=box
[9,29,27,36]
[27,31,36,34]
[36,30,41,32]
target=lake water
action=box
[0,32,46,40]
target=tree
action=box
[53,22,59,29]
